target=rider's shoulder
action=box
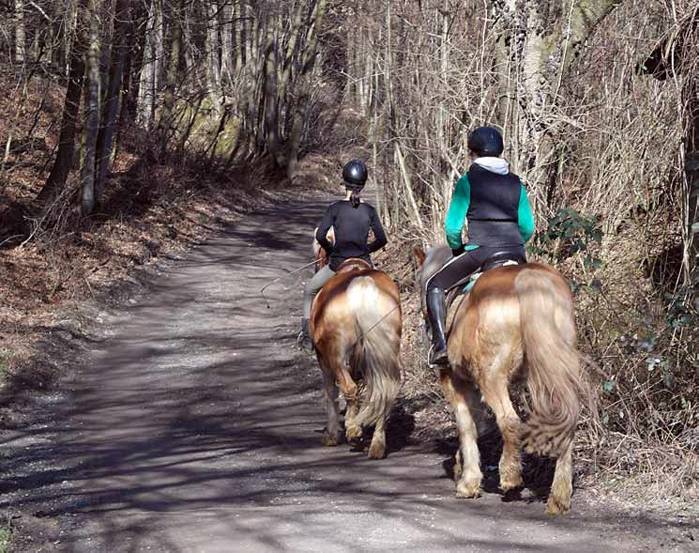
[510,172,525,185]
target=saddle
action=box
[445,251,525,316]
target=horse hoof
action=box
[499,474,524,493]
[501,487,523,502]
[545,495,571,516]
[455,480,481,499]
[368,441,386,459]
[321,430,341,447]
[345,424,362,441]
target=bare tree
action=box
[14,0,25,63]
[96,0,132,199]
[136,0,162,129]
[37,0,86,205]
[80,0,102,215]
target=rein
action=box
[259,259,320,309]
[260,257,398,342]
[357,304,400,340]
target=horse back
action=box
[312,267,398,320]
[310,265,400,343]
[450,262,571,370]
[468,262,567,303]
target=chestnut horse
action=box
[310,257,402,459]
[415,245,587,514]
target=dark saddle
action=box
[478,250,526,273]
[446,250,526,311]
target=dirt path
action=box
[1,196,694,552]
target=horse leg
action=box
[546,440,574,515]
[438,369,461,478]
[336,365,361,441]
[480,381,524,494]
[320,364,342,446]
[440,371,482,498]
[368,413,387,460]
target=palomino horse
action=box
[414,246,587,514]
[310,257,402,459]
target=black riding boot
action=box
[296,318,314,353]
[426,287,449,366]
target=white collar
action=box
[473,157,509,175]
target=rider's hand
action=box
[451,246,465,257]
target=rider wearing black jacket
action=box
[297,160,388,352]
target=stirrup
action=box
[296,330,315,354]
[428,344,449,368]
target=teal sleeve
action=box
[517,183,535,243]
[444,175,470,249]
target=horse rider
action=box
[297,159,388,352]
[425,126,536,366]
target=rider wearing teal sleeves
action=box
[425,126,535,366]
[445,174,535,252]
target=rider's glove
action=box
[451,246,465,257]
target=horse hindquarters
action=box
[346,275,401,459]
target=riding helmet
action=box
[342,159,368,188]
[467,126,504,157]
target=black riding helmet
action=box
[342,159,368,189]
[467,126,504,157]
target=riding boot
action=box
[426,287,449,366]
[296,318,314,353]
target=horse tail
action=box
[346,275,401,429]
[515,267,586,458]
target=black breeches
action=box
[425,246,526,293]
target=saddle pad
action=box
[463,272,482,294]
[461,259,520,293]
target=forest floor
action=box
[0,189,696,552]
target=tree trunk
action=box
[243,1,253,68]
[205,0,221,94]
[62,0,78,76]
[80,0,102,215]
[261,25,282,164]
[234,0,243,71]
[221,0,234,84]
[95,0,131,201]
[14,0,26,63]
[157,0,183,155]
[136,0,161,128]
[686,78,699,299]
[183,1,195,75]
[36,4,87,205]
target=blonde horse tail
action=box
[515,267,585,458]
[346,275,401,430]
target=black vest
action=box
[466,164,522,247]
